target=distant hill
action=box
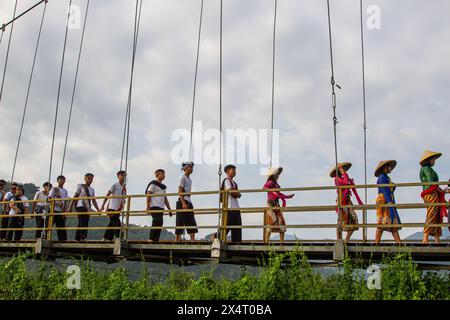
[406,228,450,241]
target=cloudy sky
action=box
[0,0,449,241]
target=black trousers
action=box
[52,214,67,241]
[35,206,47,239]
[6,216,24,241]
[221,210,242,243]
[0,212,9,239]
[103,210,121,241]
[175,200,197,235]
[149,206,164,241]
[75,207,89,241]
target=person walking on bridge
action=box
[69,173,100,242]
[220,164,242,243]
[146,169,172,242]
[0,180,7,241]
[330,162,363,243]
[6,186,29,242]
[176,162,197,242]
[48,175,68,241]
[100,170,127,242]
[1,182,18,241]
[31,182,52,240]
[263,167,294,244]
[374,160,402,245]
[419,151,449,244]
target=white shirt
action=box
[179,175,192,203]
[75,184,95,210]
[224,178,240,209]
[108,182,126,211]
[34,191,49,207]
[9,196,29,215]
[147,182,166,209]
[49,187,68,212]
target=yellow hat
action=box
[374,160,397,177]
[329,162,352,178]
[267,167,283,178]
[419,150,442,166]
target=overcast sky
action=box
[0,0,449,240]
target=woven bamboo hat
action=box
[267,167,283,178]
[329,162,352,178]
[374,160,397,177]
[419,150,442,166]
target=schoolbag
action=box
[219,178,237,203]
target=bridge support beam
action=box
[113,238,128,257]
[35,239,55,257]
[211,239,227,260]
[333,239,345,262]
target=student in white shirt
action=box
[0,179,7,241]
[69,173,100,242]
[176,162,198,242]
[32,182,52,240]
[6,186,29,241]
[220,164,242,243]
[1,182,17,240]
[100,170,127,242]
[146,169,172,242]
[48,175,68,241]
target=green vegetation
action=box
[0,252,448,300]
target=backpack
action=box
[219,178,237,203]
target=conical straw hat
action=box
[267,167,283,178]
[329,162,352,178]
[374,160,397,177]
[419,150,442,166]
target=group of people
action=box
[332,150,450,244]
[0,150,449,244]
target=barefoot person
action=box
[220,164,242,243]
[419,150,449,244]
[100,171,127,242]
[31,182,52,239]
[6,186,29,242]
[263,167,294,244]
[146,169,172,242]
[330,162,363,243]
[48,175,68,241]
[176,162,197,242]
[374,160,401,245]
[69,173,100,242]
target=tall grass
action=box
[0,252,448,300]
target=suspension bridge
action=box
[0,1,449,270]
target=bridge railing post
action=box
[337,185,343,241]
[220,189,229,242]
[124,195,131,240]
[46,199,55,241]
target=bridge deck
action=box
[0,240,448,269]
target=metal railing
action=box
[0,180,449,244]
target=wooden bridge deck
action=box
[0,239,448,270]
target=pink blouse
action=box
[334,172,364,206]
[263,180,290,207]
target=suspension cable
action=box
[10,2,47,183]
[189,0,204,162]
[120,0,142,172]
[326,0,339,181]
[0,0,18,106]
[0,27,5,47]
[269,0,277,168]
[48,0,72,184]
[360,0,368,203]
[0,0,47,31]
[60,0,90,175]
[218,0,223,186]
